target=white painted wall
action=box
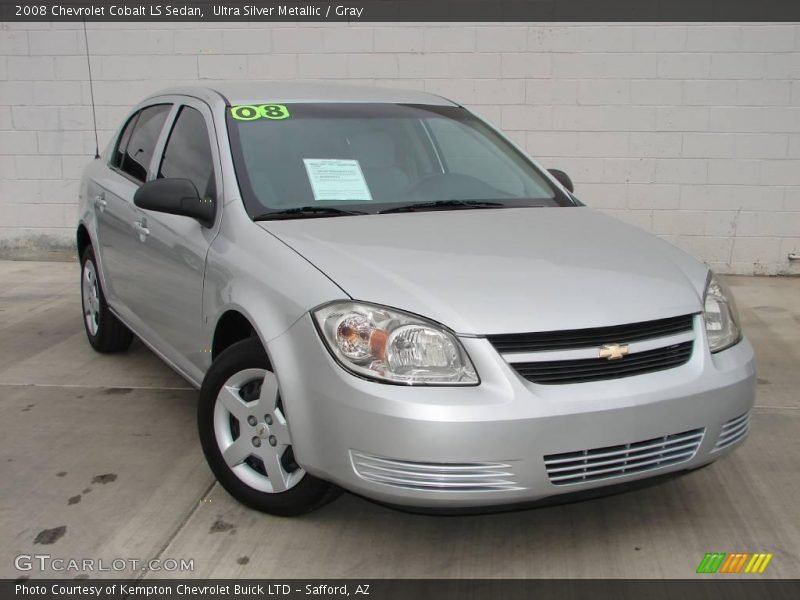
[1,22,798,273]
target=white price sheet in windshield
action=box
[303,159,373,202]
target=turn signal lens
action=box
[313,302,478,385]
[335,313,373,362]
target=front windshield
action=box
[226,103,575,217]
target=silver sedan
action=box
[76,82,755,515]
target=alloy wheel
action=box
[213,368,305,493]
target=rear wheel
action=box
[80,246,133,353]
[198,338,340,515]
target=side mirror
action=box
[134,178,215,227]
[547,168,574,194]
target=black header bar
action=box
[3,0,800,23]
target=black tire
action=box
[198,338,341,516]
[80,246,133,353]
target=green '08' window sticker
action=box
[230,104,290,121]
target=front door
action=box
[123,99,222,382]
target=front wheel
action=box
[198,338,341,515]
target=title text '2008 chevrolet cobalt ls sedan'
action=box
[77,83,754,515]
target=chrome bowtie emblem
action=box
[599,343,629,360]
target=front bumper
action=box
[268,314,755,508]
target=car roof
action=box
[149,81,458,107]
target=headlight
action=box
[703,273,741,353]
[312,301,478,385]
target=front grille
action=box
[544,428,704,486]
[350,451,521,492]
[487,314,695,353]
[713,412,751,452]
[512,341,693,385]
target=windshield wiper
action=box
[253,206,367,221]
[378,200,507,214]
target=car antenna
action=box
[82,20,100,159]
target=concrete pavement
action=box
[1,261,798,579]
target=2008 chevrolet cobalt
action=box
[77,83,755,515]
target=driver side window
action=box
[158,106,216,200]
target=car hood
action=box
[258,208,708,335]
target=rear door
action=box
[123,98,222,381]
[93,104,171,319]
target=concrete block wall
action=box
[0,22,798,273]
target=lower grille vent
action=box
[713,412,751,452]
[350,451,521,492]
[544,428,704,486]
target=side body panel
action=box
[79,90,346,387]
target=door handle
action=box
[94,193,107,212]
[132,219,150,242]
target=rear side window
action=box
[112,113,138,171]
[158,106,216,199]
[114,104,171,183]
